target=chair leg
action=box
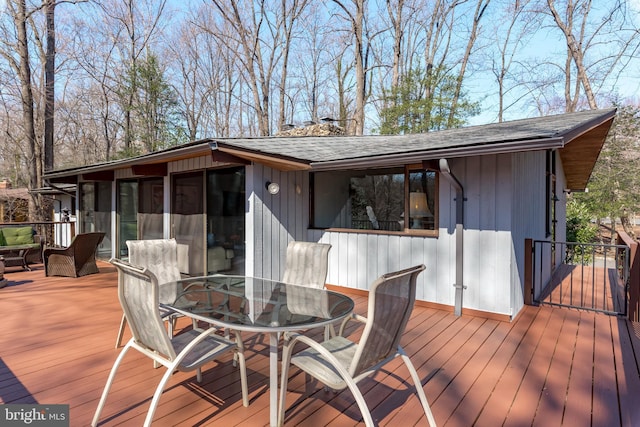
[235,343,249,407]
[115,314,127,349]
[142,363,176,427]
[342,376,375,427]
[400,351,437,427]
[278,337,296,426]
[92,344,132,426]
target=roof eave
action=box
[44,141,214,181]
[210,141,311,171]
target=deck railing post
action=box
[524,238,533,305]
[616,231,638,322]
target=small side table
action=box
[0,256,7,289]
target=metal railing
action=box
[529,239,630,316]
[616,231,640,322]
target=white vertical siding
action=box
[451,155,514,316]
[510,151,547,316]
[248,164,306,281]
[113,151,555,319]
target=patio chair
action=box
[43,232,105,277]
[92,258,248,427]
[279,241,332,338]
[277,264,436,427]
[281,241,331,289]
[115,238,185,348]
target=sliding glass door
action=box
[206,167,245,274]
[117,180,138,258]
[172,172,205,276]
[80,182,112,259]
[138,178,164,240]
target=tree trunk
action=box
[547,0,598,111]
[44,0,55,172]
[447,0,488,127]
[353,0,365,135]
[15,0,39,220]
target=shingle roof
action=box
[45,108,616,190]
[211,108,616,169]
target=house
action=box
[43,108,617,321]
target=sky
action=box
[465,1,640,126]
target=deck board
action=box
[1,262,640,426]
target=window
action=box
[311,166,437,234]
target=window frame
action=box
[310,164,439,237]
[404,164,439,236]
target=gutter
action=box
[439,159,466,317]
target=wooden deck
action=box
[541,263,627,315]
[2,262,640,426]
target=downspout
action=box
[439,159,466,316]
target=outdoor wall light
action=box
[266,181,280,195]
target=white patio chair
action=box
[277,264,436,427]
[93,258,248,427]
[281,241,331,289]
[115,238,185,348]
[279,241,332,338]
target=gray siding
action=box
[106,152,556,319]
[511,151,547,316]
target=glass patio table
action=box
[162,274,355,427]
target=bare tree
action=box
[542,0,634,112]
[277,0,309,130]
[386,0,405,91]
[208,0,281,136]
[94,0,168,148]
[486,0,540,121]
[331,0,367,135]
[4,0,40,220]
[44,0,55,172]
[447,0,489,127]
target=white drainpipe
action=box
[439,159,466,316]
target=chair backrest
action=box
[110,258,177,360]
[350,264,426,377]
[72,232,105,262]
[126,239,182,304]
[281,241,331,289]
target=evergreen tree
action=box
[116,52,186,158]
[378,66,480,134]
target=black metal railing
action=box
[530,240,629,316]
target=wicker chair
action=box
[278,264,436,427]
[92,258,248,427]
[43,232,105,277]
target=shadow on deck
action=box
[1,262,640,426]
[538,263,627,315]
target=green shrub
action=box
[566,199,598,263]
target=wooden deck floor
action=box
[2,262,640,426]
[542,263,626,315]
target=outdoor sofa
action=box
[0,225,44,271]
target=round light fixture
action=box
[266,181,280,195]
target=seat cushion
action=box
[0,230,6,246]
[2,227,34,246]
[291,336,358,390]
